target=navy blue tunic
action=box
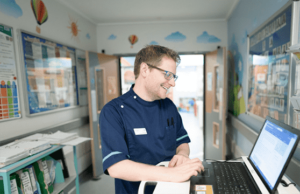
[100,85,190,194]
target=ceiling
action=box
[59,0,240,25]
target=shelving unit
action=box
[53,176,76,194]
[0,145,80,194]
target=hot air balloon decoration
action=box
[128,35,138,48]
[31,0,48,34]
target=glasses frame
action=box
[146,63,178,81]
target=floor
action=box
[79,110,204,194]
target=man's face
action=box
[145,56,176,101]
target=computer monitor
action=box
[249,116,299,193]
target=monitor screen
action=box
[249,120,298,190]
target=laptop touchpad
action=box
[197,168,210,177]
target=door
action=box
[86,52,120,179]
[204,48,227,160]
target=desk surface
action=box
[138,161,300,194]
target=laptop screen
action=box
[249,120,298,190]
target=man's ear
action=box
[140,62,148,78]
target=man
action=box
[100,45,204,194]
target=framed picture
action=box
[19,30,78,116]
[246,2,291,122]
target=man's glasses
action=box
[146,63,178,81]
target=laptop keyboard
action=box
[212,162,257,194]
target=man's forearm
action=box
[108,160,172,182]
[108,157,204,183]
[176,143,190,157]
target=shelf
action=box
[53,176,76,194]
[0,145,63,173]
[0,145,80,194]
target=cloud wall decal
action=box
[165,31,186,42]
[86,33,91,39]
[197,31,221,43]
[108,34,117,40]
[0,0,23,18]
[149,41,159,45]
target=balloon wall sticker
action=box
[128,35,138,48]
[31,0,48,34]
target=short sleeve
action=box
[99,102,129,175]
[174,105,191,147]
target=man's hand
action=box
[169,143,190,167]
[167,158,204,182]
[168,154,190,167]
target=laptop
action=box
[190,116,300,194]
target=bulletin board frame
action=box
[246,1,293,124]
[75,49,88,106]
[0,23,22,122]
[286,1,300,130]
[18,30,79,117]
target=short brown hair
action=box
[134,45,180,79]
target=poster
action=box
[247,5,291,123]
[0,24,21,121]
[20,31,78,115]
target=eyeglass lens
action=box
[165,72,177,81]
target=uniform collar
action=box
[129,84,160,107]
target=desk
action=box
[138,161,299,194]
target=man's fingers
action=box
[194,170,198,176]
[200,164,205,171]
[168,158,178,167]
[189,158,204,171]
[187,160,204,173]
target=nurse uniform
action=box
[100,85,191,194]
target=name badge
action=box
[134,128,147,135]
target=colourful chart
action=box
[0,80,19,120]
[0,23,21,121]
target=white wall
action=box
[97,20,227,55]
[0,0,97,141]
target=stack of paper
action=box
[45,131,78,144]
[21,133,48,141]
[4,140,51,155]
[0,148,29,168]
[21,131,78,144]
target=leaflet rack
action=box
[0,145,80,194]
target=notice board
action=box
[247,4,292,123]
[0,24,21,121]
[20,31,78,115]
